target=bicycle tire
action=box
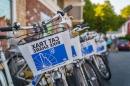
[66,73,77,86]
[0,71,7,86]
[82,61,101,86]
[0,81,2,86]
[101,53,109,64]
[93,55,111,80]
[72,65,88,86]
[54,79,64,86]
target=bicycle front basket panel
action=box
[18,30,72,76]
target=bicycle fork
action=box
[0,49,14,86]
[78,62,89,86]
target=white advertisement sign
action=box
[81,39,96,58]
[18,31,72,76]
[95,41,107,54]
[70,36,83,60]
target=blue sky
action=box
[0,0,10,19]
[90,0,130,14]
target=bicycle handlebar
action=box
[0,25,34,32]
[0,5,73,33]
[0,22,20,32]
[0,26,13,32]
[73,23,89,32]
[0,35,8,39]
[63,5,73,13]
[42,5,73,25]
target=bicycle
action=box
[81,31,112,81]
[0,5,74,86]
[0,5,110,86]
[70,24,103,86]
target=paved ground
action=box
[104,51,130,86]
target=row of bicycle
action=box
[0,5,111,86]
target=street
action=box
[105,51,130,86]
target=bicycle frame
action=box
[0,4,108,85]
[0,47,14,86]
[0,70,7,86]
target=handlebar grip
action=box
[0,35,8,39]
[0,27,13,32]
[77,24,87,28]
[80,24,88,28]
[63,5,73,13]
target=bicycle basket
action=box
[18,30,72,76]
[81,39,96,58]
[70,36,82,60]
[96,41,107,54]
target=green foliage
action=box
[83,0,127,33]
[120,5,130,19]
[119,35,130,40]
[83,0,95,30]
[95,1,114,32]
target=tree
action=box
[94,0,119,32]
[83,0,95,30]
[83,0,127,33]
[120,5,130,19]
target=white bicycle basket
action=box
[95,41,107,54]
[70,36,82,61]
[81,39,96,58]
[18,30,72,76]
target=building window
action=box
[0,0,11,26]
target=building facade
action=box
[57,0,85,24]
[0,0,85,48]
[0,0,11,49]
[0,0,58,48]
[127,20,130,35]
[0,0,85,27]
[119,19,130,36]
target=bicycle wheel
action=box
[82,61,101,86]
[0,70,8,86]
[101,53,109,64]
[54,79,64,86]
[72,65,88,86]
[93,55,111,80]
[0,81,2,86]
[66,73,77,86]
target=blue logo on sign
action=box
[71,45,77,57]
[82,44,94,55]
[97,45,104,52]
[32,44,68,71]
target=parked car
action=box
[117,39,130,51]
